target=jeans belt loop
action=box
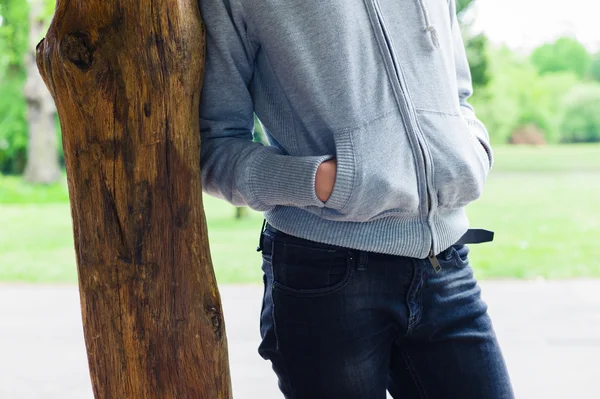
[256,219,268,252]
[357,251,369,271]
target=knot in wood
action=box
[60,32,94,70]
[205,304,223,340]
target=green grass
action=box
[467,173,600,278]
[466,144,600,279]
[491,144,600,173]
[0,144,599,283]
[0,174,70,204]
[0,195,265,284]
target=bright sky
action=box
[470,0,599,53]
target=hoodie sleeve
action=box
[198,0,332,211]
[448,0,493,171]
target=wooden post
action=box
[36,1,232,397]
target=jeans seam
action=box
[270,267,296,399]
[406,265,423,334]
[401,350,429,399]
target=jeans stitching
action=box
[406,263,422,333]
[272,266,355,298]
[269,259,297,399]
[401,350,429,399]
[451,246,470,268]
[416,271,424,327]
[261,250,280,354]
[270,238,356,298]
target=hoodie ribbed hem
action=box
[431,207,470,254]
[264,205,469,258]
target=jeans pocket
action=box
[450,244,470,268]
[271,239,354,297]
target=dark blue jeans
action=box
[258,226,514,399]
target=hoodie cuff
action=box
[247,150,335,210]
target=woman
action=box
[198,0,514,397]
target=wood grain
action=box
[36,1,232,397]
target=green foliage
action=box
[465,33,489,87]
[0,0,29,67]
[559,84,600,143]
[0,0,58,174]
[454,1,490,88]
[519,71,580,143]
[456,0,475,15]
[472,46,580,143]
[0,0,30,174]
[589,53,600,82]
[0,76,27,173]
[471,47,532,142]
[530,37,591,79]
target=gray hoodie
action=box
[198,0,493,258]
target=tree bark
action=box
[24,0,61,184]
[36,1,232,398]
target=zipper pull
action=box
[428,249,442,273]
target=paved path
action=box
[1,281,599,398]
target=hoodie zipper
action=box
[369,0,440,270]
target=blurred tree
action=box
[590,53,600,82]
[470,47,531,143]
[464,33,489,88]
[0,0,59,178]
[455,0,489,88]
[560,84,600,143]
[471,46,579,143]
[23,0,60,183]
[456,0,474,14]
[531,37,591,79]
[0,0,29,174]
[235,206,249,219]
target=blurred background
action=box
[1,0,599,283]
[0,0,599,398]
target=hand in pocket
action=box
[315,158,337,202]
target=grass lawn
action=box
[468,145,600,278]
[0,194,266,284]
[1,144,599,283]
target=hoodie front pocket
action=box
[317,111,421,222]
[416,110,488,209]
